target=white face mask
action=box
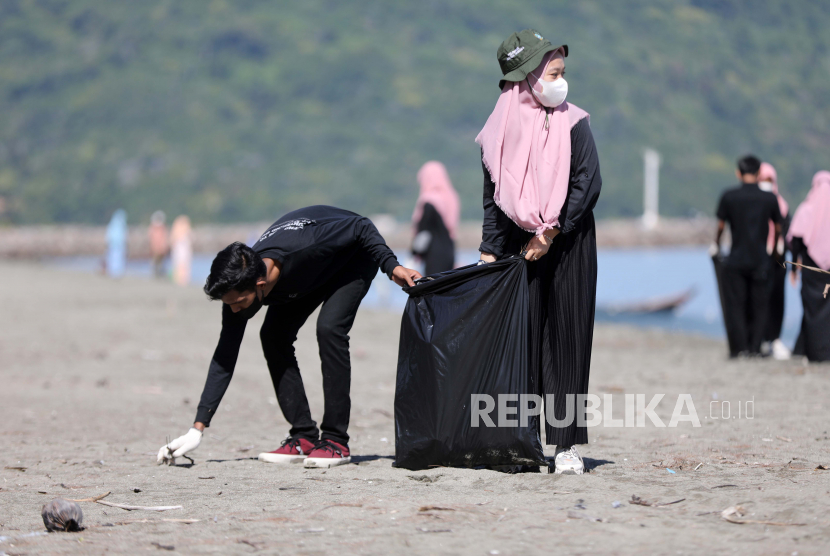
[758,181,774,192]
[530,75,568,108]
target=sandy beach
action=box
[1,260,829,555]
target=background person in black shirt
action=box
[715,155,783,357]
[157,206,421,469]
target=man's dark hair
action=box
[737,154,762,176]
[204,242,267,300]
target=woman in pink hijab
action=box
[757,163,790,359]
[477,30,602,475]
[411,161,460,275]
[788,171,830,361]
[170,215,193,287]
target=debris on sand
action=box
[567,511,603,522]
[96,500,182,512]
[417,527,452,533]
[629,495,685,508]
[315,503,363,514]
[776,436,792,443]
[372,408,394,419]
[67,492,111,503]
[4,466,26,472]
[407,474,442,483]
[295,527,325,533]
[419,506,455,512]
[151,541,175,550]
[720,505,806,526]
[42,498,84,532]
[815,464,828,470]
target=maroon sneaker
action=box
[258,437,316,464]
[303,439,351,468]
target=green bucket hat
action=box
[497,29,568,89]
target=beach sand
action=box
[1,261,829,555]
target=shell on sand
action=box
[41,498,84,532]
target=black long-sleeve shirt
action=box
[479,117,602,258]
[716,184,782,271]
[195,206,400,426]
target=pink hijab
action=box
[758,162,788,252]
[475,48,589,235]
[788,170,830,270]
[412,161,460,239]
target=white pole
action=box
[642,148,660,230]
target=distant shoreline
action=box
[0,217,715,258]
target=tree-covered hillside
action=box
[1,0,828,224]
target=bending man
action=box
[157,206,421,468]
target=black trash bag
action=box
[394,257,545,470]
[712,254,739,356]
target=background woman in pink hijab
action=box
[788,170,830,361]
[757,162,790,359]
[411,161,460,275]
[477,30,602,475]
[170,214,193,287]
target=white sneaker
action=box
[771,339,791,360]
[554,445,584,475]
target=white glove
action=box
[708,243,719,257]
[157,428,202,465]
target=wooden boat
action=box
[600,287,695,316]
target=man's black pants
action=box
[260,254,378,446]
[722,263,772,356]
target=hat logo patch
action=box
[505,46,524,60]
[534,33,543,40]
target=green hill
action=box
[1,0,828,225]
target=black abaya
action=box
[764,215,790,343]
[791,238,830,362]
[413,202,455,275]
[479,116,601,447]
[764,262,787,343]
